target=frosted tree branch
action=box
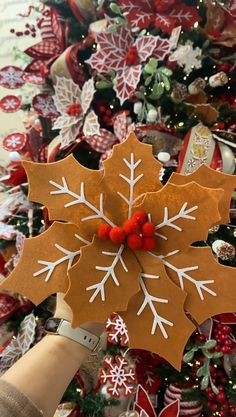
[49,177,115,226]
[117,153,144,219]
[155,202,198,240]
[137,273,173,338]
[155,251,217,300]
[34,243,81,282]
[87,245,127,303]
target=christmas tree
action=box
[0,0,235,416]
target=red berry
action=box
[109,227,126,243]
[106,109,112,116]
[127,234,142,250]
[142,222,155,237]
[222,325,231,334]
[217,392,226,403]
[142,237,155,251]
[99,105,106,113]
[103,115,110,123]
[166,59,177,70]
[208,392,215,400]
[123,219,139,235]
[196,333,206,343]
[211,403,218,412]
[217,62,231,73]
[98,224,112,239]
[132,211,147,225]
[67,103,82,116]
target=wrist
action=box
[44,334,90,363]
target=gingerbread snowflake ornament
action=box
[1,133,236,369]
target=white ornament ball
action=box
[164,383,202,417]
[157,152,171,163]
[133,102,143,115]
[9,151,21,162]
[147,109,158,123]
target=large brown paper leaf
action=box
[65,237,141,327]
[138,182,222,255]
[120,251,195,370]
[24,156,111,239]
[170,165,236,224]
[102,132,162,224]
[163,246,236,325]
[0,222,83,305]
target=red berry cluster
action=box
[98,211,155,251]
[98,105,113,124]
[213,323,234,354]
[125,46,140,66]
[67,103,82,116]
[10,23,37,38]
[205,383,236,417]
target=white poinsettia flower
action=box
[53,77,100,149]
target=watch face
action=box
[45,318,61,333]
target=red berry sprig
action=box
[98,104,113,124]
[97,211,155,251]
[213,323,234,354]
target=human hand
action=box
[54,293,104,337]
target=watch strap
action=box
[45,318,100,352]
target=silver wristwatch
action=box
[45,318,100,352]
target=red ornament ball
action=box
[142,222,155,237]
[132,211,147,225]
[127,234,143,250]
[142,237,155,251]
[123,219,139,234]
[109,227,126,243]
[98,224,112,239]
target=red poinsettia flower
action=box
[87,25,170,104]
[24,8,65,76]
[118,0,201,35]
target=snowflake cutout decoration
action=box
[33,94,58,118]
[118,0,201,35]
[52,77,100,148]
[0,95,21,113]
[169,41,202,74]
[1,133,236,370]
[87,26,170,104]
[99,355,136,397]
[0,66,25,89]
[106,313,129,346]
[2,133,27,152]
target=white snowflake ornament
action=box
[169,41,202,74]
[99,355,136,398]
[33,94,58,118]
[52,77,100,149]
[106,313,129,346]
[2,133,27,152]
[0,66,25,89]
[0,95,21,113]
